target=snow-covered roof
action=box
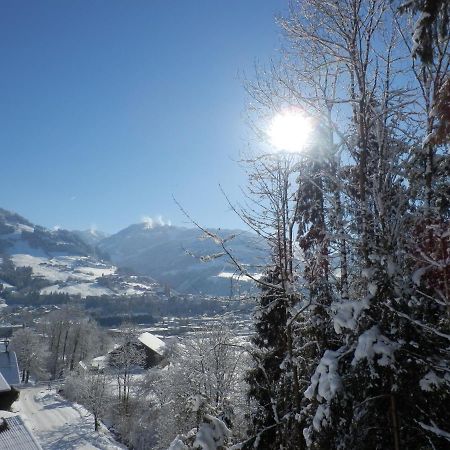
[0,372,11,393]
[0,352,20,386]
[138,332,166,356]
[0,415,42,449]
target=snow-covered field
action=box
[11,254,115,284]
[40,282,113,297]
[12,385,126,450]
[10,253,157,298]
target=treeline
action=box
[4,290,230,322]
[10,307,109,382]
[4,291,73,306]
[0,255,52,291]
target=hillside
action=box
[0,208,161,300]
[0,208,265,298]
[96,222,266,295]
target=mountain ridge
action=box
[96,221,266,295]
[0,207,265,297]
[0,207,161,300]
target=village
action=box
[0,323,164,448]
[0,308,248,450]
[0,317,247,449]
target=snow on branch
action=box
[173,196,287,291]
[419,370,450,392]
[193,415,231,450]
[331,296,370,333]
[352,326,399,368]
[416,421,450,443]
[304,349,343,402]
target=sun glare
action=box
[268,110,313,153]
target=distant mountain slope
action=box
[0,208,92,256]
[71,229,110,247]
[0,207,267,297]
[0,208,160,299]
[97,223,267,295]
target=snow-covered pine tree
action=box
[397,0,450,63]
[328,118,450,450]
[246,267,289,448]
[293,138,346,449]
[238,0,449,447]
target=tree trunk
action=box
[335,190,349,299]
[390,393,400,450]
[70,331,80,371]
[117,376,122,402]
[61,328,69,367]
[52,327,62,379]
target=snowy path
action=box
[12,385,126,450]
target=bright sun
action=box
[268,110,313,153]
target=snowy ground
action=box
[10,253,157,298]
[12,385,126,450]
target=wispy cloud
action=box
[141,215,171,229]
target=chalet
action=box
[137,332,166,367]
[0,350,20,383]
[109,331,166,370]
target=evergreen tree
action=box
[246,268,288,448]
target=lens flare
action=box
[268,110,312,153]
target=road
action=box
[12,385,125,450]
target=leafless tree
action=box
[108,322,146,414]
[10,327,49,382]
[150,323,246,449]
[65,369,109,431]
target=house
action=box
[109,331,166,370]
[137,332,166,368]
[0,372,10,394]
[0,413,42,449]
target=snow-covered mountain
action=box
[0,208,93,257]
[0,208,267,298]
[0,208,160,299]
[96,222,267,295]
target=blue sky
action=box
[0,0,286,233]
